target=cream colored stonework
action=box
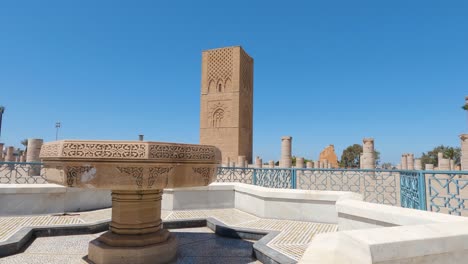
[40,140,220,264]
[200,46,254,164]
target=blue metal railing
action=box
[215,167,468,214]
[2,162,468,215]
[425,170,468,216]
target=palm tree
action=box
[0,106,4,139]
[21,139,28,153]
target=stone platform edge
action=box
[0,217,296,264]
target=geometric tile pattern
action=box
[0,208,337,261]
[165,209,337,261]
[0,215,82,242]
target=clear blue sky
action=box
[1,0,467,164]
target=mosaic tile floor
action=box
[0,208,337,261]
[1,227,260,264]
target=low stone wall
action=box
[300,195,468,264]
[0,184,111,216]
[162,184,235,210]
[234,183,361,223]
[336,198,466,230]
[163,183,362,224]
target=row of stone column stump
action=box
[222,135,468,171]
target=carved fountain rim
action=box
[40,140,221,164]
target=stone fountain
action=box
[40,140,221,264]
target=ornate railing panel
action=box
[296,169,398,206]
[254,168,293,189]
[400,171,426,210]
[426,171,468,216]
[0,162,47,184]
[216,167,253,184]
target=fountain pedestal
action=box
[40,140,221,264]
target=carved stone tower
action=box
[200,46,254,164]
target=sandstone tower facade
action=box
[200,46,254,164]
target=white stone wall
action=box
[0,184,111,216]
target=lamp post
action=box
[55,122,61,140]
[0,106,4,139]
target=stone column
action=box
[396,164,401,170]
[20,155,26,162]
[89,190,177,264]
[296,157,304,168]
[439,158,450,171]
[437,152,443,168]
[225,157,230,167]
[5,146,14,162]
[414,159,422,170]
[450,159,455,171]
[425,164,434,170]
[327,163,332,169]
[306,161,313,168]
[237,156,246,168]
[280,136,292,168]
[401,154,408,170]
[255,156,262,168]
[27,139,44,175]
[0,143,4,160]
[361,138,375,169]
[321,159,328,169]
[26,139,43,163]
[461,134,468,171]
[314,160,320,169]
[407,153,414,170]
[268,160,275,168]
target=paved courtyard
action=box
[0,208,338,262]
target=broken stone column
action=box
[320,159,328,169]
[237,156,246,168]
[439,158,450,171]
[461,134,468,171]
[280,136,292,168]
[268,160,275,168]
[401,154,408,170]
[20,155,26,162]
[396,164,401,170]
[327,163,332,169]
[450,159,455,171]
[306,161,313,168]
[27,138,44,175]
[360,138,375,169]
[26,139,43,163]
[0,143,3,160]
[407,153,415,170]
[437,152,444,168]
[255,156,263,168]
[425,164,434,170]
[314,160,320,169]
[414,159,422,170]
[296,157,304,168]
[5,146,14,162]
[225,157,230,166]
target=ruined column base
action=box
[88,233,177,264]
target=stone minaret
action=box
[200,46,254,163]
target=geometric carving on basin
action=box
[40,140,221,264]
